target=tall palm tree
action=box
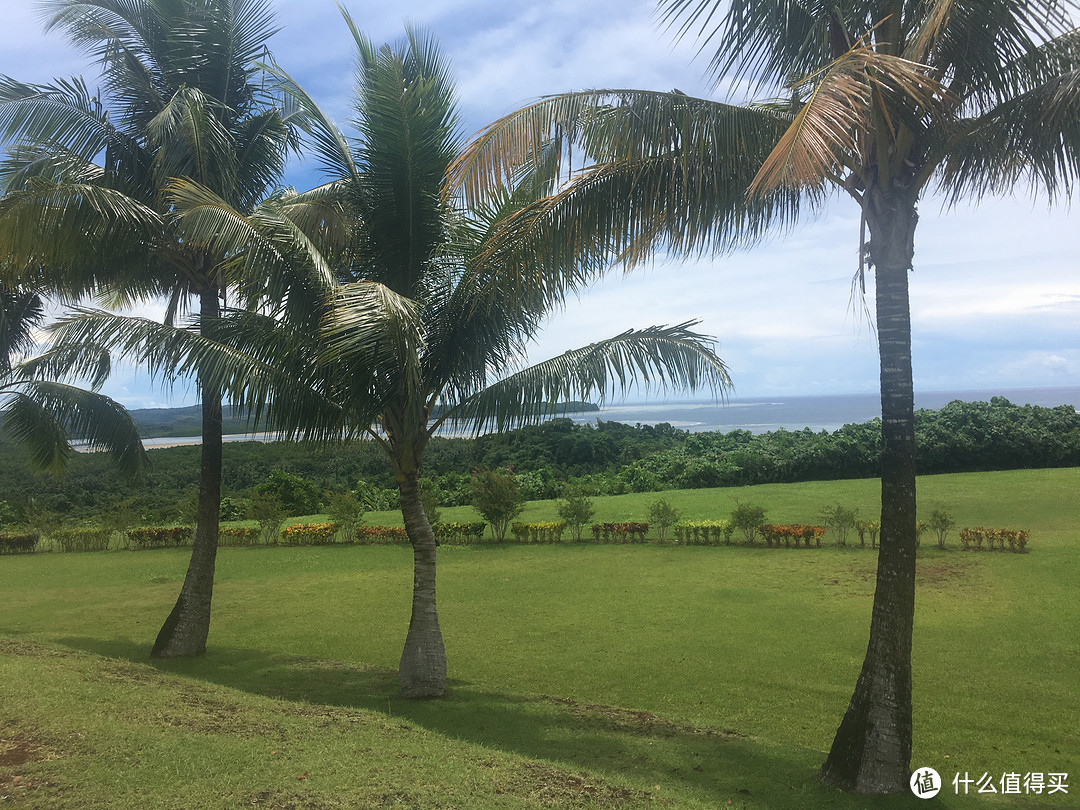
[0,283,145,478]
[451,0,1080,793]
[43,22,735,698]
[0,0,302,658]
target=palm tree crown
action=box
[0,0,299,659]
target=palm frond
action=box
[0,74,112,166]
[1,379,146,479]
[445,322,731,434]
[750,47,948,195]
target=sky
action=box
[1,0,1078,409]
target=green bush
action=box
[52,527,112,553]
[127,527,191,549]
[647,498,681,541]
[0,533,39,554]
[469,468,525,541]
[730,502,767,544]
[819,503,858,547]
[555,487,595,542]
[925,505,956,549]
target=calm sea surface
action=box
[557,386,1080,436]
[140,385,1080,447]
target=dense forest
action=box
[1,397,1077,525]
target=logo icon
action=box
[910,767,942,798]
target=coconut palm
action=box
[43,22,734,698]
[0,0,302,657]
[0,284,145,478]
[451,0,1080,793]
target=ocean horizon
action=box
[138,385,1080,447]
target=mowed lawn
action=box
[1,468,1078,808]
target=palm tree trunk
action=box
[820,200,917,793]
[151,286,223,658]
[396,468,447,698]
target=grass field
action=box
[1,468,1078,808]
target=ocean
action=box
[556,386,1080,436]
[138,385,1080,447]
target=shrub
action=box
[432,521,487,545]
[647,498,681,541]
[219,496,247,521]
[355,526,409,545]
[589,522,649,543]
[253,469,322,517]
[218,526,260,546]
[925,505,956,549]
[327,490,365,544]
[127,527,191,549]
[819,503,858,547]
[469,468,525,541]
[959,526,1030,552]
[730,502,767,544]
[673,519,730,545]
[0,533,39,554]
[280,522,338,546]
[760,524,826,548]
[52,527,112,553]
[509,521,565,543]
[556,488,595,542]
[248,492,287,545]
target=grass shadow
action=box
[54,635,930,809]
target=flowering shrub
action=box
[218,526,260,546]
[509,522,565,543]
[0,533,39,554]
[52,527,112,553]
[760,524,826,548]
[280,522,338,546]
[355,526,409,545]
[433,521,487,545]
[127,527,191,549]
[959,526,1030,552]
[590,522,649,543]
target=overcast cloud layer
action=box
[1,0,1077,408]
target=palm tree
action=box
[0,284,145,478]
[450,0,1080,793]
[0,0,300,658]
[44,22,735,698]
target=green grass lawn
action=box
[1,469,1078,808]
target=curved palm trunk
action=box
[152,287,223,658]
[820,199,917,793]
[396,467,447,698]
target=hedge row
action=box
[434,522,487,544]
[591,522,650,543]
[0,533,39,554]
[958,526,1030,552]
[760,524,828,547]
[510,522,566,543]
[54,528,112,553]
[127,526,192,549]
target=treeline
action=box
[1,397,1077,525]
